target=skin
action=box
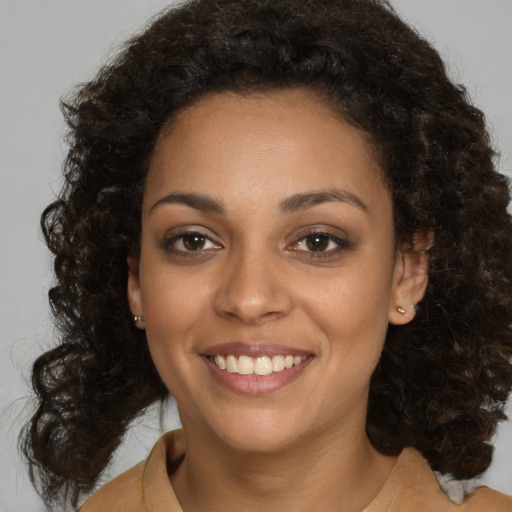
[128,88,429,511]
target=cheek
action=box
[309,264,392,326]
[140,253,210,324]
[138,262,212,380]
[303,263,392,364]
[140,276,208,402]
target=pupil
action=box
[183,234,205,250]
[306,235,329,251]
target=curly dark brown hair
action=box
[21,0,512,509]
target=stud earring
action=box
[396,306,406,315]
[133,315,144,323]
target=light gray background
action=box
[1,1,511,510]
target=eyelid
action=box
[286,229,352,257]
[173,234,219,251]
[161,227,223,256]
[159,225,352,260]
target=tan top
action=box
[80,429,512,512]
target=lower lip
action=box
[202,356,313,395]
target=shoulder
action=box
[367,447,512,512]
[79,429,185,512]
[79,460,146,512]
[460,486,512,512]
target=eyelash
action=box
[289,232,352,259]
[162,230,351,259]
[162,230,222,257]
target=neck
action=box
[171,420,397,512]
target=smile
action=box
[209,354,307,375]
[201,342,313,394]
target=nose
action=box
[213,246,294,325]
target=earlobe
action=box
[389,232,431,326]
[127,256,145,329]
[390,302,419,325]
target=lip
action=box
[201,351,314,396]
[201,341,312,358]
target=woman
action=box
[22,0,512,510]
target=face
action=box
[128,89,426,453]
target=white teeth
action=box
[237,355,254,375]
[211,354,307,375]
[215,355,226,370]
[226,355,238,373]
[272,355,285,372]
[254,356,273,376]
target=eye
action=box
[289,232,351,257]
[165,231,221,253]
[300,234,336,252]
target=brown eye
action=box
[182,233,207,251]
[165,231,220,254]
[305,234,330,252]
[289,231,351,257]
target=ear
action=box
[388,231,432,326]
[127,256,145,329]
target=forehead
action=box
[144,88,390,219]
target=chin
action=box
[204,408,310,454]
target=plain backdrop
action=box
[1,1,511,510]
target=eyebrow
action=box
[149,188,367,215]
[279,189,367,214]
[149,192,225,214]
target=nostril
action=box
[214,285,293,324]
[212,255,294,324]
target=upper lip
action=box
[201,341,312,357]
